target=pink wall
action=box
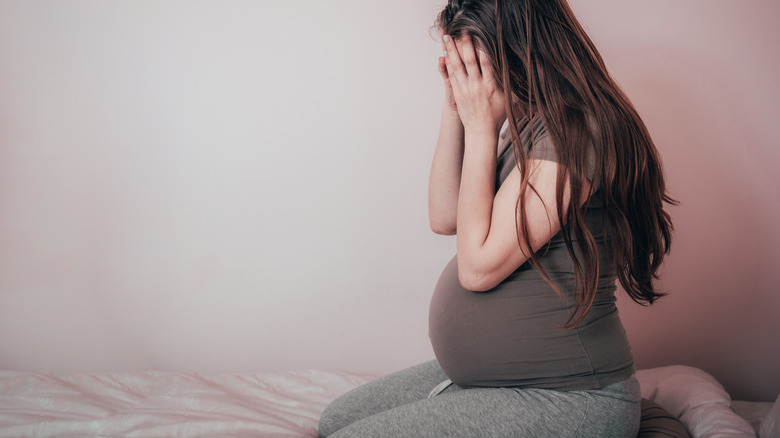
[0,1,777,402]
[571,1,780,401]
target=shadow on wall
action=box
[613,48,780,402]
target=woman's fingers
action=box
[442,34,467,84]
[438,56,449,80]
[443,34,485,85]
[456,36,481,79]
[441,33,505,131]
[477,48,495,85]
[439,36,449,79]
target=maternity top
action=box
[428,117,635,391]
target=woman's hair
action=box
[436,0,676,328]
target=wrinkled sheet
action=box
[0,369,375,438]
[1,366,772,438]
[636,365,765,438]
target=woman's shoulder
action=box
[510,113,601,185]
[510,116,549,144]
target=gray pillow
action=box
[638,398,691,438]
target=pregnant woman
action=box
[319,0,674,436]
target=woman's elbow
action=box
[457,269,496,292]
[430,219,457,235]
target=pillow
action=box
[638,398,691,438]
[759,393,780,438]
[732,400,772,435]
[636,365,755,438]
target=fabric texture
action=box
[0,369,375,438]
[759,393,780,438]
[638,398,692,438]
[636,365,756,437]
[318,360,641,438]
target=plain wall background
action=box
[0,1,778,402]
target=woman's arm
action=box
[428,105,464,235]
[457,156,578,291]
[443,34,589,291]
[428,50,466,235]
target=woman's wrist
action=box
[463,125,499,150]
[441,102,461,123]
[439,107,465,145]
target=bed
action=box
[0,365,777,437]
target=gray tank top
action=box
[428,117,635,391]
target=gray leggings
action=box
[318,360,641,437]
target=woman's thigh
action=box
[318,360,450,437]
[326,376,641,438]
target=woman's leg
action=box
[325,376,641,438]
[318,360,450,437]
[572,376,642,438]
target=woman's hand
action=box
[438,40,459,120]
[442,34,506,137]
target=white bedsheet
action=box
[0,366,774,438]
[0,369,374,437]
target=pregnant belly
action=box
[428,256,595,388]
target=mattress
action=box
[0,365,776,437]
[0,369,373,437]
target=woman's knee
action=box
[318,361,446,436]
[317,397,347,437]
[317,385,374,437]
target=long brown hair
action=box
[436,0,676,328]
